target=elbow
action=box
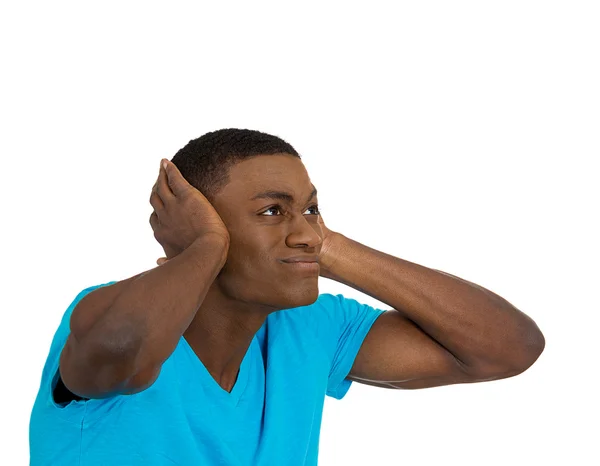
[470,328,546,379]
[505,328,546,376]
[520,320,545,364]
[520,332,545,372]
[503,312,546,374]
[60,334,141,399]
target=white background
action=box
[1,1,598,464]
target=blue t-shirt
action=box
[29,281,386,465]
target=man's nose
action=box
[286,216,322,248]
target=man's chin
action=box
[283,284,319,308]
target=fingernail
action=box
[161,159,167,170]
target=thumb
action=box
[157,257,170,266]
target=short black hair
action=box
[171,128,300,202]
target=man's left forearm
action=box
[320,233,545,372]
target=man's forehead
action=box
[224,155,316,202]
[249,184,318,204]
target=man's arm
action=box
[319,233,545,389]
[60,234,229,399]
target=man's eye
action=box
[260,205,320,216]
[261,207,281,216]
[306,205,320,215]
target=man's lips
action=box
[280,255,319,263]
[279,256,320,273]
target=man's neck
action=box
[182,286,275,391]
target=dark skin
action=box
[54,154,323,402]
[57,153,543,402]
[181,154,324,392]
[158,154,545,393]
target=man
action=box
[29,128,545,465]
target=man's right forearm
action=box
[82,235,229,375]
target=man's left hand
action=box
[317,216,345,279]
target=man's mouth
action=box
[279,257,320,273]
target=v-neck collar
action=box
[180,335,255,406]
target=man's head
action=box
[172,129,323,311]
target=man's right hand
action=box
[149,159,231,261]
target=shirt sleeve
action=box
[313,293,386,400]
[37,280,119,422]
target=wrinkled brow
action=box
[250,186,318,204]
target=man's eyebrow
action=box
[250,185,318,204]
